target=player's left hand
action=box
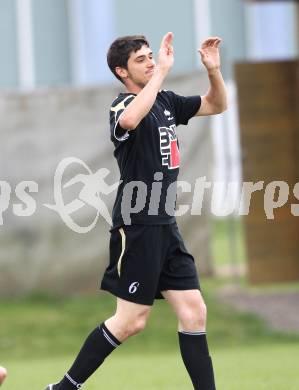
[198,37,222,72]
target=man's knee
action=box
[116,307,150,338]
[179,300,207,331]
[126,316,148,336]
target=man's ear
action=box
[115,67,128,80]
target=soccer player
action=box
[45,32,227,390]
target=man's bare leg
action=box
[162,290,216,390]
[46,298,151,390]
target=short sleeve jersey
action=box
[109,90,201,229]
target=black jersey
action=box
[109,90,201,229]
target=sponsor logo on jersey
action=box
[159,125,180,169]
[164,109,174,121]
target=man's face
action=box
[124,45,156,88]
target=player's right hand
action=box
[157,32,174,74]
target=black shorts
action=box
[100,222,200,305]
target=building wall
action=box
[0,0,250,89]
[68,0,116,85]
[245,1,298,60]
[209,0,247,79]
[1,0,298,89]
[114,0,197,75]
[0,0,19,88]
[32,0,71,86]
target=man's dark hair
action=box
[107,35,150,83]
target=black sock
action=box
[178,331,216,390]
[54,322,121,389]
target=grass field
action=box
[1,218,299,389]
[3,343,299,390]
[211,217,246,267]
[1,277,299,389]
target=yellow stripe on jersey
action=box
[110,100,126,114]
[110,95,135,116]
[117,227,126,277]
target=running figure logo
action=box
[44,157,119,233]
[159,124,180,169]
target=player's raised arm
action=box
[119,32,174,131]
[196,37,228,116]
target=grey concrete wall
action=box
[0,72,213,297]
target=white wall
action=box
[245,1,298,60]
